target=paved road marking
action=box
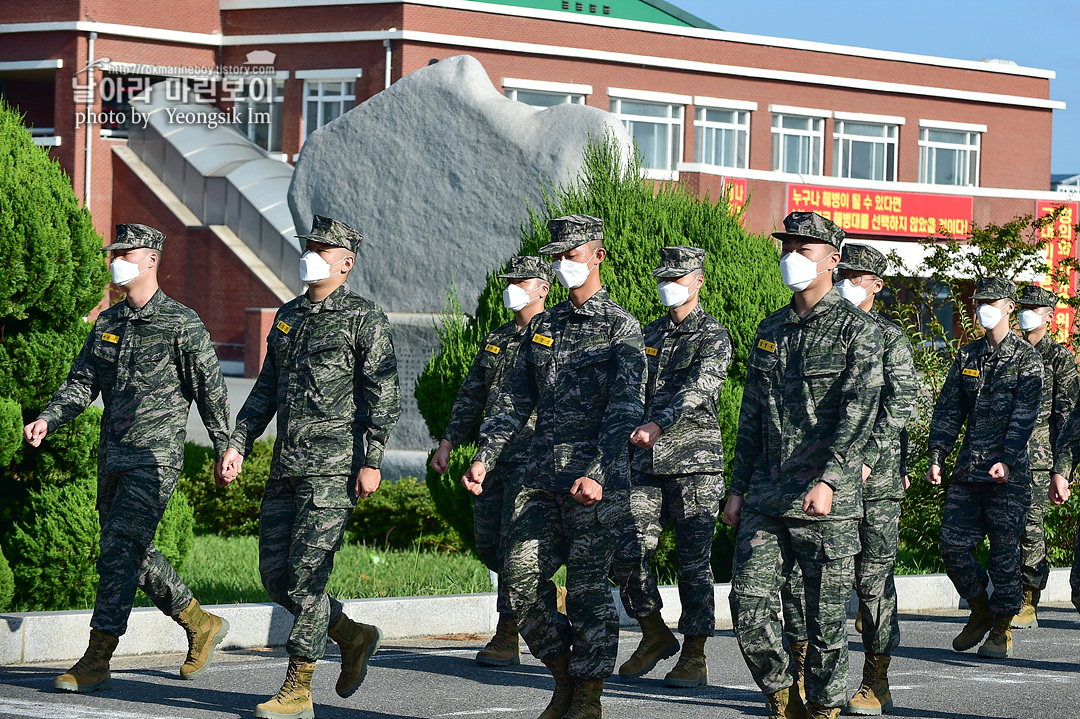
[0,698,173,719]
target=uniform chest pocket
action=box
[91,338,120,390]
[565,346,611,399]
[748,348,778,374]
[133,340,172,386]
[802,352,845,378]
[667,349,696,372]
[305,338,349,370]
[526,341,554,371]
[988,373,1017,395]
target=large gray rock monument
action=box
[288,54,633,473]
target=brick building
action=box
[0,0,1073,368]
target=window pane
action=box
[622,100,669,118]
[344,81,355,96]
[928,129,966,145]
[323,101,341,124]
[515,90,569,108]
[736,129,747,168]
[704,108,735,124]
[306,100,319,136]
[322,82,342,97]
[843,121,887,138]
[933,147,959,184]
[306,83,318,97]
[627,119,668,169]
[848,140,875,180]
[781,115,811,131]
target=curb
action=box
[1,568,1073,666]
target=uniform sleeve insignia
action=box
[532,333,554,347]
[962,368,980,377]
[101,332,120,344]
[757,339,776,353]
[645,346,659,356]
[484,343,501,355]
[276,321,291,335]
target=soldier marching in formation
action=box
[25,208,1080,719]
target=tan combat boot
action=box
[952,591,994,651]
[790,640,808,702]
[845,653,893,715]
[765,684,809,719]
[475,614,520,666]
[564,678,604,719]
[806,704,841,719]
[173,598,230,680]
[977,614,1014,659]
[54,629,120,692]
[1012,587,1040,629]
[537,651,574,719]
[617,611,679,678]
[327,613,381,698]
[664,635,708,687]
[556,585,568,615]
[255,657,316,719]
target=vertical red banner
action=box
[1035,200,1079,342]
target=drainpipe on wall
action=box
[84,31,97,211]
[383,28,396,90]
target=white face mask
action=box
[1018,308,1049,332]
[502,283,540,312]
[110,254,151,286]
[551,248,598,289]
[836,279,868,306]
[779,251,831,292]
[976,303,1005,330]
[657,280,698,308]
[299,250,346,284]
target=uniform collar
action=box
[780,285,843,325]
[300,283,350,313]
[663,303,706,334]
[971,328,1021,358]
[1035,332,1054,353]
[117,287,164,321]
[562,286,609,317]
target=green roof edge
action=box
[640,0,720,29]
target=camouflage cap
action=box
[653,246,707,278]
[837,243,888,277]
[1018,284,1059,308]
[498,255,555,284]
[972,276,1017,302]
[295,214,363,254]
[102,223,166,252]
[539,214,604,255]
[772,211,845,250]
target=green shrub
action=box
[424,443,479,553]
[7,475,100,611]
[348,476,463,551]
[416,136,790,554]
[0,544,13,612]
[178,440,269,537]
[155,489,195,573]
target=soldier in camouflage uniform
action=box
[1050,383,1080,613]
[723,212,884,719]
[927,276,1042,661]
[430,255,554,667]
[222,215,401,719]
[25,224,232,693]
[463,215,645,719]
[1011,285,1078,629]
[611,246,731,689]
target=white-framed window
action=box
[609,88,689,176]
[693,97,754,169]
[502,78,590,110]
[234,77,286,153]
[770,106,828,175]
[303,80,356,138]
[919,120,983,187]
[832,113,902,182]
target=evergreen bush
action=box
[347,476,464,551]
[155,489,195,574]
[416,135,790,557]
[179,440,269,537]
[0,544,13,612]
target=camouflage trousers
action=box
[939,479,1031,617]
[91,466,194,636]
[611,472,722,637]
[259,474,354,661]
[730,511,858,709]
[781,500,902,656]
[475,463,525,616]
[1020,471,1051,590]
[504,486,629,679]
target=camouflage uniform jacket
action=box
[729,288,884,521]
[928,331,1043,483]
[441,320,535,463]
[38,289,230,473]
[475,287,646,492]
[231,284,401,480]
[862,312,919,501]
[1025,334,1078,471]
[632,304,732,476]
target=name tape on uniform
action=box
[962,368,980,377]
[757,339,776,353]
[532,333,554,347]
[101,332,120,344]
[645,347,659,356]
[484,344,501,355]
[276,321,291,335]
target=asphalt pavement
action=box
[3,606,1080,719]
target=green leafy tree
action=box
[415,136,791,572]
